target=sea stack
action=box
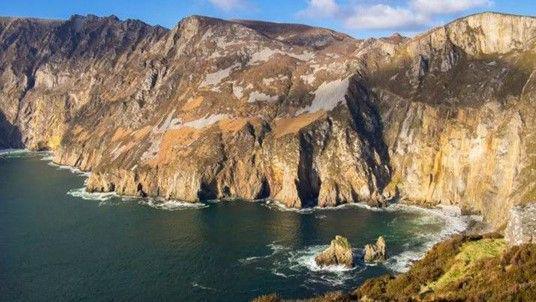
[315,235,354,268]
[364,236,387,262]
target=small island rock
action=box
[364,236,387,262]
[315,235,354,268]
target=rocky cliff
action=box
[1,12,534,227]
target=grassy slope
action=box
[254,234,536,301]
[355,234,536,301]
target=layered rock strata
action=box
[1,12,535,227]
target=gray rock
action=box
[505,203,536,246]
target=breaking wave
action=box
[239,242,365,287]
[0,149,31,158]
[242,203,473,285]
[67,187,118,201]
[67,188,208,211]
[139,198,209,210]
[384,205,471,273]
[191,282,217,291]
[46,162,91,177]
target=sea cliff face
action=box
[1,12,534,227]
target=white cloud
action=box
[298,0,341,18]
[208,0,246,11]
[411,0,493,15]
[345,4,427,30]
[298,0,495,31]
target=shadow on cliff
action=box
[346,76,392,193]
[0,111,23,149]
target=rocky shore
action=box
[0,12,534,230]
[253,203,536,301]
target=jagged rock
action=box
[364,236,387,262]
[0,12,535,227]
[315,235,354,268]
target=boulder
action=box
[364,236,387,262]
[315,235,354,268]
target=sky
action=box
[1,0,535,38]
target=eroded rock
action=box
[315,235,354,268]
[364,236,387,262]
[0,13,535,228]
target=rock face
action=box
[315,235,354,268]
[364,236,387,262]
[505,203,536,246]
[0,12,535,227]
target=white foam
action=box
[239,241,362,286]
[47,161,91,177]
[67,187,117,201]
[384,204,471,273]
[40,153,54,161]
[284,245,364,287]
[238,242,290,265]
[288,245,357,273]
[263,200,385,213]
[191,282,217,291]
[139,198,208,211]
[262,200,314,214]
[0,149,30,158]
[262,200,472,274]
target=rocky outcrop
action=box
[363,236,387,262]
[315,235,354,268]
[505,203,536,246]
[0,12,534,227]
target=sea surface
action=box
[0,151,468,301]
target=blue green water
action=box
[0,152,466,301]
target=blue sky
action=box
[1,0,535,38]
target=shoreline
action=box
[2,149,487,282]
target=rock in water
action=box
[364,236,387,262]
[315,235,354,268]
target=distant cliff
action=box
[1,12,534,227]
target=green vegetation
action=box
[334,235,352,249]
[427,238,506,291]
[254,234,536,301]
[355,234,536,301]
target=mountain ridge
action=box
[0,11,534,227]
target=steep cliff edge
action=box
[0,12,534,227]
[370,12,536,226]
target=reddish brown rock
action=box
[0,13,535,227]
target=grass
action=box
[427,238,506,291]
[253,235,536,301]
[355,234,536,301]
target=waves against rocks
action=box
[0,13,535,227]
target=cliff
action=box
[0,12,534,227]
